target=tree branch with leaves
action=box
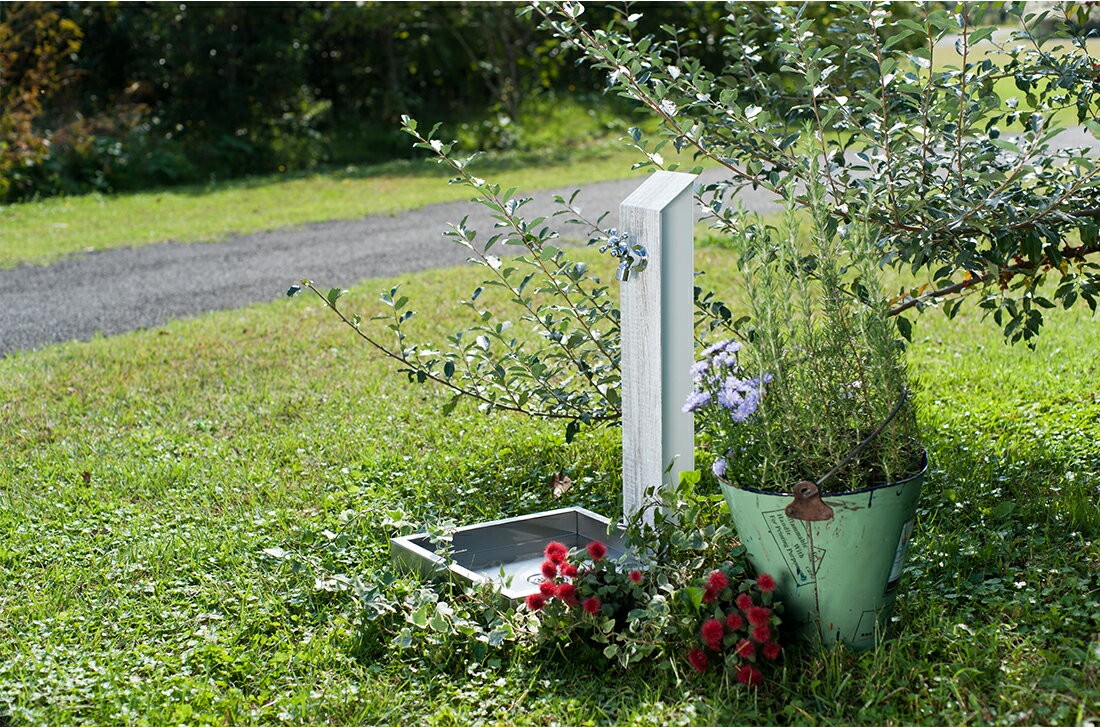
[532,0,1100,344]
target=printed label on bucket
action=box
[884,518,915,594]
[853,609,880,644]
[762,509,825,586]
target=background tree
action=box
[0,3,82,200]
[0,2,732,201]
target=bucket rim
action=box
[720,448,928,499]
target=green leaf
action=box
[678,469,701,486]
[896,315,913,342]
[967,26,995,46]
[326,287,346,307]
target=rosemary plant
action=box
[689,172,922,493]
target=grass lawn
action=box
[1,242,1097,725]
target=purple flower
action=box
[717,377,760,422]
[712,350,740,369]
[687,342,771,423]
[682,390,712,413]
[702,339,741,358]
[701,340,728,357]
[712,457,727,478]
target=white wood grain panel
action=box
[620,171,697,523]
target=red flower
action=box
[735,593,753,611]
[706,570,729,592]
[756,573,777,593]
[586,540,607,561]
[556,582,579,607]
[544,541,569,565]
[725,612,745,631]
[700,618,725,651]
[752,624,772,643]
[629,569,643,583]
[539,580,557,598]
[582,596,602,615]
[762,641,782,661]
[747,606,771,627]
[561,563,579,578]
[687,648,709,673]
[737,665,764,688]
[702,586,718,603]
[541,560,558,580]
[734,638,756,659]
[525,593,545,611]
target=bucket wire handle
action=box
[815,388,909,489]
[785,389,909,522]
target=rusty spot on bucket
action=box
[785,481,834,522]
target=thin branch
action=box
[533,3,790,197]
[303,282,615,423]
[918,6,936,200]
[1008,165,1100,232]
[426,133,622,374]
[409,130,623,416]
[868,3,901,226]
[888,241,1100,317]
[955,10,969,192]
[887,274,989,317]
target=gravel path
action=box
[0,167,764,357]
[2,126,1096,357]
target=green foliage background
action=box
[0,1,732,201]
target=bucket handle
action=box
[785,389,909,522]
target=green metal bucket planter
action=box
[721,452,928,649]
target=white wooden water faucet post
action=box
[619,171,698,523]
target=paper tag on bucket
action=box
[762,509,820,585]
[885,519,915,594]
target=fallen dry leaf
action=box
[550,473,573,498]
